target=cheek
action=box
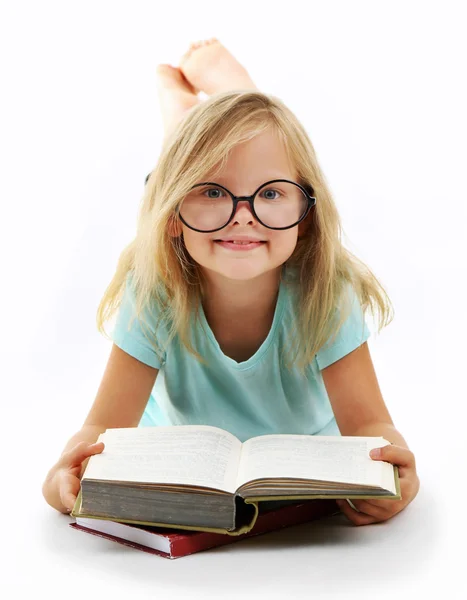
[181,230,210,259]
[270,232,299,255]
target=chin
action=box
[201,259,281,283]
[220,268,266,281]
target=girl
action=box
[42,38,420,526]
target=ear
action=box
[167,215,182,238]
[298,210,313,239]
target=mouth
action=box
[214,240,267,250]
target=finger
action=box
[59,441,105,468]
[370,445,416,469]
[346,499,392,520]
[60,441,104,469]
[348,473,413,513]
[59,472,81,512]
[335,499,380,526]
[355,497,402,513]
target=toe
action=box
[180,44,197,65]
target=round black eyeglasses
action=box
[175,179,317,233]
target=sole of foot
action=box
[179,37,258,96]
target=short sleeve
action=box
[111,275,166,369]
[316,285,371,370]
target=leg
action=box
[155,64,200,142]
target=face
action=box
[170,128,310,283]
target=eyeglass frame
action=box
[175,179,317,234]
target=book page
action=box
[82,425,242,494]
[236,435,394,492]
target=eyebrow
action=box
[206,175,295,185]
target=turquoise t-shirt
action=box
[111,270,371,442]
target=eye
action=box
[260,188,281,200]
[202,187,225,199]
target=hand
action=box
[52,441,105,513]
[335,444,420,526]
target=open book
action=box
[71,425,401,535]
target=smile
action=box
[214,241,267,251]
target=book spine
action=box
[70,523,173,559]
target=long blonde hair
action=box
[96,90,394,374]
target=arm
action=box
[321,341,409,448]
[321,341,420,524]
[42,343,159,512]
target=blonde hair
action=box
[96,90,394,375]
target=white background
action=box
[1,0,466,598]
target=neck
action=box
[200,267,283,322]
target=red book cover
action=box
[69,499,340,559]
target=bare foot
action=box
[156,64,200,139]
[179,38,258,95]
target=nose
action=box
[231,199,256,223]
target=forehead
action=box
[204,128,296,187]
